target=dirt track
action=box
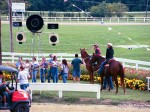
[30,103,150,112]
[2,103,149,112]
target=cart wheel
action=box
[14,103,29,112]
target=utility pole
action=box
[0,17,2,65]
[146,0,149,17]
[8,0,14,52]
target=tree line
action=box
[0,0,149,17]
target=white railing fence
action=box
[2,52,150,70]
[22,83,101,99]
[146,77,150,91]
[1,16,150,23]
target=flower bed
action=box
[80,75,148,91]
[1,64,149,91]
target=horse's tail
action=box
[118,62,125,86]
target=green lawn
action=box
[32,85,150,102]
[30,80,150,102]
[1,24,150,61]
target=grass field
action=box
[30,80,150,102]
[1,24,150,61]
[32,86,150,102]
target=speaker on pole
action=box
[49,34,59,45]
[16,32,26,44]
[26,15,44,33]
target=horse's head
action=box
[80,48,89,59]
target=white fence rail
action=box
[1,16,150,23]
[2,52,150,70]
[18,83,101,99]
[146,77,150,91]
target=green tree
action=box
[90,2,128,17]
[0,0,7,14]
[90,2,107,17]
[28,0,45,11]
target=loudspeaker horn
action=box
[49,34,59,44]
[26,15,44,33]
[16,32,26,42]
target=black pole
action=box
[0,17,2,65]
[8,0,14,52]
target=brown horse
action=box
[91,53,126,94]
[80,48,126,94]
[80,48,95,84]
[80,48,112,88]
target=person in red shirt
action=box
[93,44,101,56]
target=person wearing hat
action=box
[98,43,114,75]
[93,44,101,56]
[91,44,101,66]
[98,43,114,89]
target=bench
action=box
[27,83,101,99]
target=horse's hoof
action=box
[124,92,127,95]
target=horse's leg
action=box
[91,71,94,84]
[114,76,118,94]
[89,71,94,84]
[100,75,103,91]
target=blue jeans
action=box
[103,76,114,89]
[62,73,68,83]
[48,67,53,83]
[32,70,38,83]
[52,67,58,83]
[3,92,10,103]
[98,59,109,75]
[40,68,47,83]
[20,84,29,90]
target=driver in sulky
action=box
[0,71,10,107]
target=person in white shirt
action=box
[48,54,54,83]
[51,56,59,83]
[17,66,30,90]
[60,59,69,83]
[30,57,39,83]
